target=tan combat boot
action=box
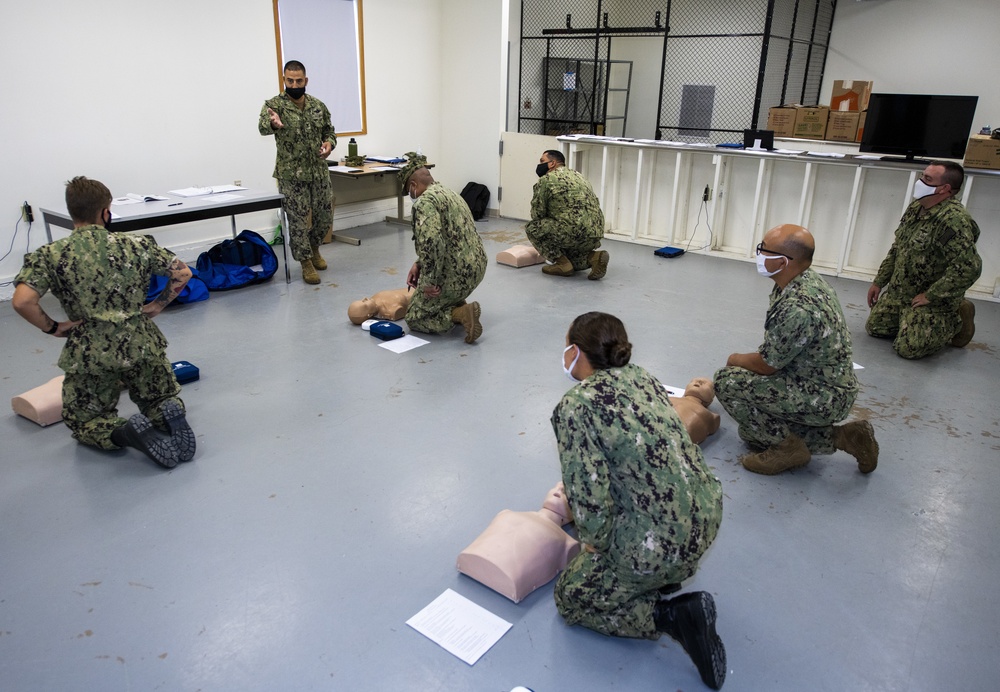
[740,434,811,475]
[833,420,879,473]
[588,250,610,280]
[300,259,320,285]
[950,299,975,347]
[542,255,574,277]
[451,301,483,344]
[310,244,327,270]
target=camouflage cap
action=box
[398,152,428,189]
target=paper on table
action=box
[200,193,242,203]
[369,166,401,172]
[379,334,429,353]
[806,151,845,158]
[169,187,214,197]
[329,165,364,173]
[406,589,512,666]
[112,197,142,206]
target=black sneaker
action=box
[111,414,179,468]
[160,401,196,462]
[655,591,727,690]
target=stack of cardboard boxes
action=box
[766,79,872,143]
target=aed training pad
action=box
[654,246,685,258]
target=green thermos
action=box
[348,138,358,158]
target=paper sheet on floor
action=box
[853,362,864,370]
[406,589,512,665]
[378,334,429,353]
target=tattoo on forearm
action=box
[154,259,188,306]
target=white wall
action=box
[0,0,464,295]
[821,0,999,128]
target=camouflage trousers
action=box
[525,218,602,269]
[554,549,697,640]
[278,177,333,262]
[713,366,856,453]
[406,262,486,334]
[866,292,961,359]
[62,358,183,450]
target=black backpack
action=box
[460,182,490,221]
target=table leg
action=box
[280,207,291,284]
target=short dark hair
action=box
[65,176,111,224]
[283,60,306,74]
[567,312,632,370]
[930,160,964,192]
[543,149,565,165]
[784,237,814,263]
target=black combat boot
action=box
[111,414,179,468]
[654,591,726,690]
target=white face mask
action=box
[562,344,581,383]
[756,253,787,278]
[913,179,938,200]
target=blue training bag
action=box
[146,272,209,304]
[193,229,279,291]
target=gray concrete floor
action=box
[1,217,998,692]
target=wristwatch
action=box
[45,320,59,334]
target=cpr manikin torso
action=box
[457,483,581,603]
[496,244,545,268]
[11,376,65,427]
[347,287,414,324]
[668,377,721,445]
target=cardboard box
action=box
[826,111,861,142]
[767,106,797,138]
[830,80,873,112]
[855,112,867,143]
[793,106,830,140]
[963,135,1000,171]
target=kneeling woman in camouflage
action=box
[551,312,727,690]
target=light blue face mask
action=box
[563,344,581,383]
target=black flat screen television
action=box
[859,93,978,162]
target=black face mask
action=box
[285,86,306,100]
[103,210,112,229]
[536,162,550,178]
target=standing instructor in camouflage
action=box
[713,224,878,476]
[400,156,487,343]
[526,149,609,279]
[552,312,726,690]
[12,176,196,469]
[866,161,981,359]
[259,59,336,285]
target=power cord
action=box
[0,214,32,287]
[684,198,714,253]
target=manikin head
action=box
[540,482,573,526]
[348,297,378,325]
[683,377,715,407]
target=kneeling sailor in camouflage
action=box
[400,155,487,343]
[865,161,981,359]
[552,312,726,690]
[713,224,878,476]
[12,176,196,468]
[526,149,609,279]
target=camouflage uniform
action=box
[551,364,723,639]
[15,226,184,449]
[714,269,858,452]
[526,166,605,269]
[406,182,487,333]
[258,92,337,261]
[866,198,982,359]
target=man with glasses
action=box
[865,161,981,359]
[713,224,878,476]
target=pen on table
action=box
[168,202,182,207]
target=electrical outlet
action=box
[702,185,712,202]
[22,201,33,223]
